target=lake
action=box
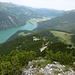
[0,23,37,43]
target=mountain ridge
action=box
[0,2,63,30]
[36,10,75,33]
[0,29,75,55]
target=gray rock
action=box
[21,61,75,75]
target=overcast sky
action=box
[0,0,75,10]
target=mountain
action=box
[0,30,75,75]
[28,7,63,17]
[36,10,75,33]
[0,2,63,30]
[0,2,35,29]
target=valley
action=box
[26,17,51,24]
[0,17,50,44]
[0,23,37,43]
[0,2,63,30]
[0,1,75,75]
[0,2,63,43]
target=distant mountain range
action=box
[36,10,75,33]
[0,2,63,30]
[28,7,63,17]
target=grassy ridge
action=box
[26,17,51,24]
[50,30,75,45]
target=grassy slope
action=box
[50,30,75,45]
[26,17,50,24]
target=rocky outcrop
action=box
[21,61,75,75]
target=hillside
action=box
[7,30,75,45]
[36,10,75,33]
[50,30,74,45]
[0,2,33,29]
[0,30,75,75]
[0,30,75,55]
[0,2,63,30]
[0,30,58,55]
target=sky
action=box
[0,0,75,10]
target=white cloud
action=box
[0,0,75,10]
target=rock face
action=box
[22,61,75,75]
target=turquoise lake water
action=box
[0,23,37,43]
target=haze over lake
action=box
[0,23,37,43]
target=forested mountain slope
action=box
[0,30,75,55]
[0,2,63,30]
[36,10,75,33]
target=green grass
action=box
[18,32,31,36]
[26,17,50,24]
[18,32,26,36]
[50,30,74,45]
